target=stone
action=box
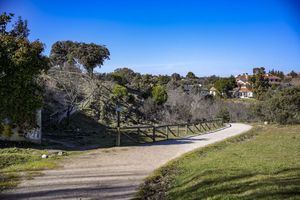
[41,154,48,159]
[264,121,268,125]
[57,151,64,156]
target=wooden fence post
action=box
[185,124,188,135]
[152,126,156,142]
[166,126,168,139]
[116,127,121,146]
[177,125,180,137]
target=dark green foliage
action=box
[216,108,230,123]
[0,12,49,128]
[50,41,110,75]
[186,71,196,79]
[171,73,181,81]
[151,84,168,105]
[254,87,300,124]
[157,75,171,85]
[214,76,236,97]
[269,69,284,79]
[251,73,270,100]
[287,70,298,78]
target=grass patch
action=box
[0,143,71,192]
[137,124,300,200]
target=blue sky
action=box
[1,0,300,76]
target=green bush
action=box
[112,84,128,98]
[254,87,300,124]
[151,84,168,105]
[216,108,230,123]
[1,124,13,138]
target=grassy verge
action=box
[0,141,72,192]
[137,124,300,200]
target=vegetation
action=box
[50,40,110,75]
[0,141,71,191]
[214,76,236,97]
[151,84,168,105]
[137,124,300,200]
[251,72,270,100]
[254,87,300,124]
[0,12,49,129]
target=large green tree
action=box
[0,13,49,128]
[50,41,110,75]
[251,73,270,100]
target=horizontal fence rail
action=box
[108,119,224,146]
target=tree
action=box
[0,13,49,128]
[214,76,236,97]
[216,108,230,123]
[75,42,110,75]
[253,67,265,75]
[11,16,29,38]
[151,84,168,105]
[288,70,298,78]
[186,71,196,79]
[112,84,128,98]
[251,73,270,100]
[50,41,110,76]
[254,87,300,124]
[171,73,181,81]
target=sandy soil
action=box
[1,123,252,200]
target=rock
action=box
[264,121,268,125]
[57,151,64,156]
[41,154,48,159]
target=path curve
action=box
[1,123,252,200]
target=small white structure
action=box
[0,109,42,143]
[209,87,218,96]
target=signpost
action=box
[116,105,122,146]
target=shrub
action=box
[254,87,300,124]
[216,108,230,123]
[112,84,128,98]
[151,84,168,105]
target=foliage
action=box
[287,70,298,78]
[1,124,13,138]
[0,12,49,128]
[138,125,300,200]
[186,71,196,79]
[250,73,270,100]
[50,41,110,75]
[269,69,284,79]
[171,73,181,81]
[214,76,236,97]
[112,84,128,98]
[216,107,230,122]
[254,87,300,124]
[151,84,168,105]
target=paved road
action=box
[1,123,252,200]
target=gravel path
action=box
[1,123,252,200]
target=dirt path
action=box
[1,123,252,200]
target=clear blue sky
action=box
[1,0,300,76]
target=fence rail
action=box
[108,119,224,146]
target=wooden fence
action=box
[109,119,224,146]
